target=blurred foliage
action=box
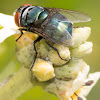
[0,0,100,100]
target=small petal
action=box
[70,65,90,96]
[0,13,19,43]
[0,13,16,28]
[0,28,17,43]
[80,72,100,96]
[80,96,87,100]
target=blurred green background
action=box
[0,0,100,100]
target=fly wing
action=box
[43,12,74,46]
[45,7,91,23]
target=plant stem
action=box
[0,66,37,100]
[0,57,20,81]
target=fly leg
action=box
[73,26,84,28]
[16,28,27,42]
[30,36,43,70]
[44,38,67,61]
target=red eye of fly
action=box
[14,4,32,26]
[14,12,20,27]
[22,4,32,6]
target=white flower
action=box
[79,72,100,97]
[0,13,19,43]
[62,71,100,100]
[70,72,100,100]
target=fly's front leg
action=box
[16,28,27,42]
[30,36,43,70]
[44,38,67,61]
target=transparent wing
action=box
[43,26,73,46]
[45,8,91,23]
[42,13,74,46]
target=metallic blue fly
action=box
[14,4,91,69]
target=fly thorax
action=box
[20,6,49,27]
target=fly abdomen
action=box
[44,13,73,45]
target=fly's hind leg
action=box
[44,38,67,61]
[16,28,27,42]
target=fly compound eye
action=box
[14,12,20,26]
[22,4,32,6]
[14,4,32,27]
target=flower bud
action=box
[71,27,91,48]
[71,42,93,58]
[32,58,55,82]
[48,44,70,66]
[14,31,39,51]
[36,39,50,59]
[55,58,87,80]
[16,43,35,67]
